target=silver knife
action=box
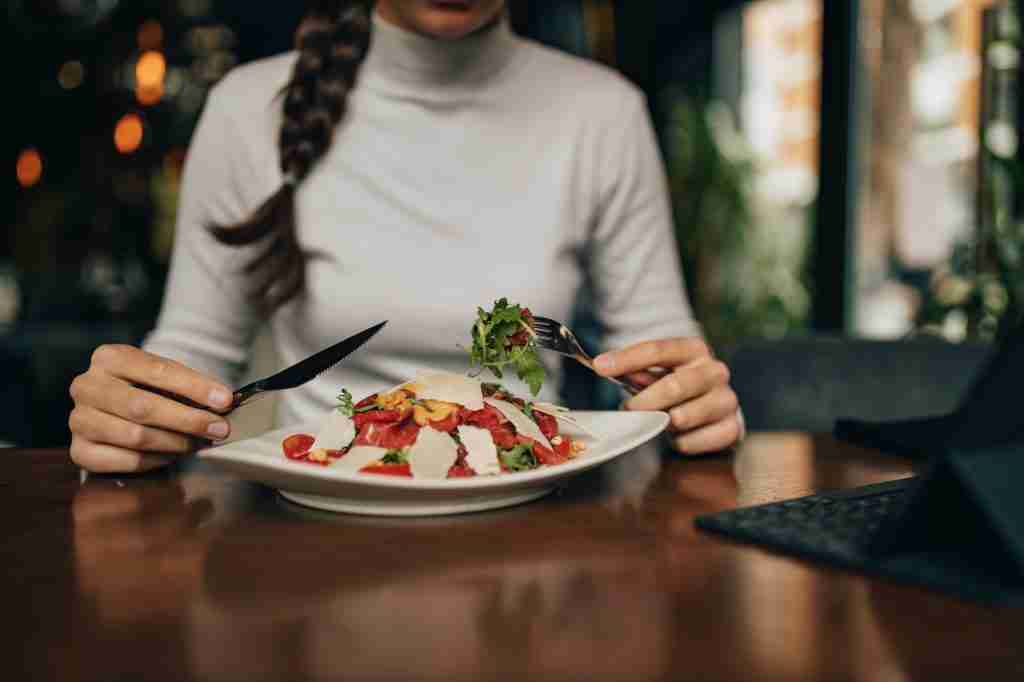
[228,320,387,411]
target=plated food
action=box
[280,369,592,479]
[279,299,599,480]
[467,298,546,396]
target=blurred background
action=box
[4,0,1023,447]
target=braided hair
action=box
[210,0,373,310]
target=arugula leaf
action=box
[335,389,355,417]
[381,449,408,465]
[499,443,539,472]
[468,298,546,396]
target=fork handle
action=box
[606,375,642,396]
[573,355,643,396]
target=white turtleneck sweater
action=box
[144,12,699,425]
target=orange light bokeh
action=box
[136,82,164,106]
[135,51,166,106]
[136,51,166,89]
[114,114,145,154]
[16,148,43,188]
[138,20,164,51]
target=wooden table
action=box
[5,434,1023,681]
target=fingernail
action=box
[209,388,232,408]
[207,421,230,440]
[594,354,615,373]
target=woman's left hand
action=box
[594,338,742,454]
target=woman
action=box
[68,0,741,473]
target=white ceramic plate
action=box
[200,410,669,516]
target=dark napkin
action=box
[835,320,1024,458]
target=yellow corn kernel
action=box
[413,400,459,426]
[377,389,413,412]
[307,448,329,463]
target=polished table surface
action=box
[4,434,1024,681]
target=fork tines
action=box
[530,315,558,340]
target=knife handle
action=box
[137,385,244,414]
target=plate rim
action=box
[200,410,669,491]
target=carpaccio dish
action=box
[280,370,592,479]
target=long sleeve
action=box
[587,89,702,353]
[142,76,275,384]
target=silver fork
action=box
[531,316,643,396]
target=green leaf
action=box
[499,443,539,472]
[381,449,408,465]
[466,298,546,395]
[335,388,354,417]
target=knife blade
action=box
[231,320,387,409]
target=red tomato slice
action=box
[480,423,513,449]
[353,409,405,430]
[447,464,476,478]
[354,418,421,450]
[460,405,516,448]
[282,434,314,460]
[378,418,421,449]
[532,411,558,441]
[360,463,412,477]
[517,434,567,466]
[460,404,505,430]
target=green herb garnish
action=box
[336,388,355,417]
[469,298,546,396]
[381,449,408,465]
[499,443,539,472]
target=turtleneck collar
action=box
[359,8,520,94]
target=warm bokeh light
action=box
[114,114,145,154]
[136,82,164,106]
[136,51,166,89]
[138,20,164,51]
[16,148,43,188]
[135,50,167,106]
[58,61,85,90]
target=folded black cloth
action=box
[834,414,954,459]
[835,320,1024,458]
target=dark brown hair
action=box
[210,0,373,311]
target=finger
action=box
[667,386,739,434]
[623,368,670,389]
[594,337,712,377]
[89,345,234,412]
[670,415,743,455]
[70,405,199,455]
[73,373,232,442]
[625,359,729,412]
[70,437,173,474]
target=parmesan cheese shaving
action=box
[533,402,569,413]
[457,425,501,476]
[407,427,458,479]
[484,397,552,449]
[312,412,356,451]
[335,446,389,473]
[531,403,598,438]
[412,370,484,410]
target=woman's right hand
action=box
[69,345,235,473]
